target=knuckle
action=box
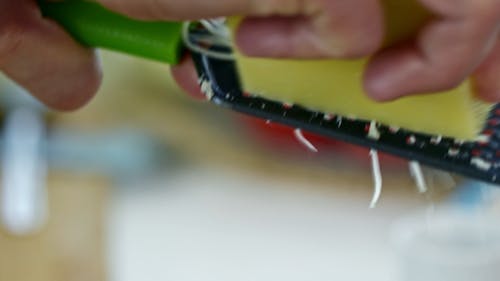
[320,12,383,58]
[332,34,381,59]
[316,21,383,58]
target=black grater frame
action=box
[190,46,500,186]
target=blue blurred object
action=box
[47,129,173,181]
[449,180,498,208]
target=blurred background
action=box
[1,51,500,281]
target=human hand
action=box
[97,0,387,99]
[2,1,498,111]
[0,0,101,110]
[98,0,499,102]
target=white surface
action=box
[392,208,500,281]
[108,167,421,281]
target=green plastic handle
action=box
[38,0,184,65]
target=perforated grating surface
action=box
[189,31,500,185]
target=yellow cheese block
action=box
[230,0,493,140]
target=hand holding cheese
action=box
[96,0,499,103]
[0,0,498,111]
[227,0,498,139]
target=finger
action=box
[170,55,205,100]
[97,0,257,20]
[364,0,499,101]
[227,0,383,58]
[0,1,101,111]
[98,0,384,59]
[236,0,384,59]
[97,0,323,19]
[474,38,500,102]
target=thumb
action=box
[0,1,101,111]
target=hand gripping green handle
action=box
[38,0,184,65]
